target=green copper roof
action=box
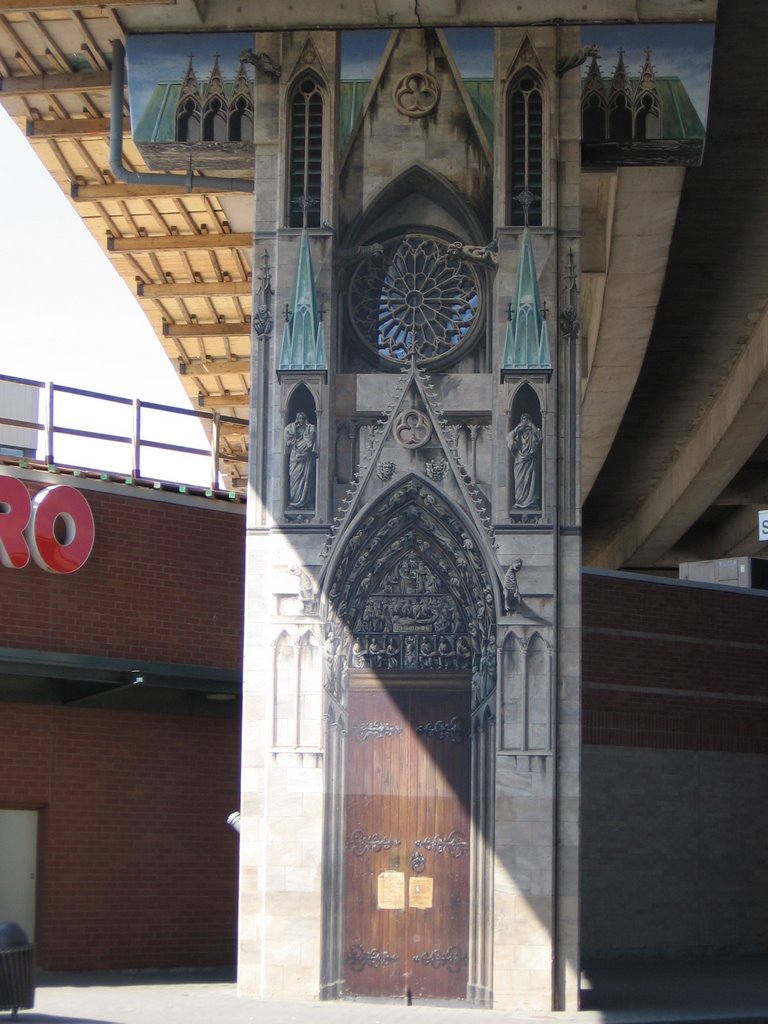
[278,231,327,372]
[502,229,551,372]
[134,79,240,142]
[588,76,705,139]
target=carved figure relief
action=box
[285,410,317,510]
[503,558,523,613]
[507,412,542,513]
[323,479,496,704]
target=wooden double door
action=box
[343,677,471,1001]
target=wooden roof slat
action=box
[108,232,253,253]
[0,12,44,74]
[70,182,226,201]
[27,10,69,69]
[163,321,251,338]
[0,1,174,10]
[197,393,250,410]
[183,358,251,377]
[45,134,77,180]
[0,69,111,94]
[137,280,251,298]
[69,135,105,179]
[70,9,109,71]
[26,114,127,136]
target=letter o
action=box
[28,485,95,574]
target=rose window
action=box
[348,234,482,367]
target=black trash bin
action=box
[0,923,34,1018]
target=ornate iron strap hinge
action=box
[413,946,468,972]
[345,944,398,971]
[346,828,401,856]
[415,716,466,742]
[414,830,468,858]
[352,721,404,741]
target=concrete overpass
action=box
[3,0,764,574]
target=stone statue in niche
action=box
[285,411,317,509]
[507,413,543,512]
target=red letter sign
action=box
[0,476,32,569]
[0,479,94,573]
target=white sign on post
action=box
[759,510,768,542]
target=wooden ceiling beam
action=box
[70,10,110,72]
[70,182,196,201]
[0,1,174,9]
[137,279,251,298]
[182,358,251,377]
[0,13,44,75]
[0,70,112,94]
[108,232,253,253]
[26,115,128,137]
[163,321,251,338]
[197,393,250,410]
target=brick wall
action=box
[581,570,768,956]
[0,476,245,668]
[583,569,768,752]
[0,702,241,970]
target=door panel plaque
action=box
[409,876,433,909]
[378,871,405,909]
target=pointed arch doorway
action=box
[321,478,497,1004]
[345,672,471,1000]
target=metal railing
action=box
[0,373,248,493]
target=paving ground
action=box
[3,955,765,1024]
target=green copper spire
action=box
[502,229,551,371]
[278,230,327,371]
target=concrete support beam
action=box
[581,166,685,500]
[587,302,768,569]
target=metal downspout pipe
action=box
[109,39,255,193]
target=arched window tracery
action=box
[507,72,544,227]
[288,74,324,228]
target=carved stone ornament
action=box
[394,409,432,449]
[393,70,440,118]
[290,565,318,615]
[425,458,448,482]
[503,558,523,614]
[348,234,482,367]
[323,480,497,705]
[376,460,396,482]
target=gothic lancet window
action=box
[288,75,324,228]
[202,96,227,141]
[228,94,254,142]
[177,97,201,142]
[175,56,202,143]
[202,55,227,142]
[228,60,254,142]
[508,73,543,227]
